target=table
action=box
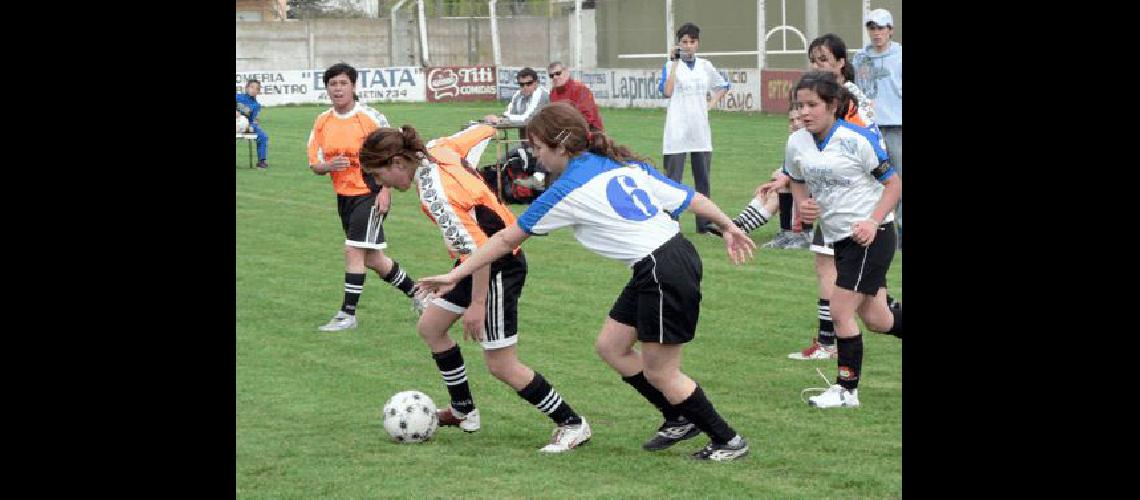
[236,132,258,168]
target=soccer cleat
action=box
[643,417,702,451]
[690,435,750,461]
[808,384,860,409]
[317,311,357,332]
[761,230,793,248]
[411,293,427,316]
[784,231,811,250]
[787,339,837,360]
[256,160,269,169]
[437,406,481,432]
[539,417,592,453]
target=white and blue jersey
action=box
[517,152,695,266]
[784,119,896,244]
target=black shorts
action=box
[433,252,527,350]
[833,221,897,295]
[609,233,703,344]
[810,223,834,256]
[337,193,386,250]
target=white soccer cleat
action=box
[317,311,357,332]
[807,384,860,409]
[539,417,592,453]
[411,293,427,316]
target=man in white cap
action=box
[852,8,902,245]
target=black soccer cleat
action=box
[690,435,749,462]
[642,417,702,451]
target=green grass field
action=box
[236,102,902,498]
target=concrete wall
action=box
[237,15,575,71]
[237,0,900,72]
[237,19,392,71]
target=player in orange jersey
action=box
[307,63,423,332]
[357,123,591,453]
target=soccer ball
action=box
[236,114,250,133]
[381,390,439,443]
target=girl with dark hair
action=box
[783,71,902,408]
[307,62,423,332]
[358,123,590,453]
[417,102,756,461]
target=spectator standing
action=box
[658,22,730,235]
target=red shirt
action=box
[549,78,604,132]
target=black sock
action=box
[341,273,366,315]
[622,372,683,421]
[432,345,475,414]
[732,199,772,234]
[836,335,864,391]
[778,193,792,230]
[888,304,902,339]
[886,294,896,308]
[673,385,736,444]
[518,372,581,426]
[817,298,836,346]
[383,260,416,298]
[801,221,814,233]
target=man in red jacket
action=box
[547,61,604,132]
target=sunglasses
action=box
[517,80,536,86]
[548,70,563,77]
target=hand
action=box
[720,224,757,265]
[461,302,486,342]
[415,272,460,297]
[798,199,820,224]
[328,156,350,172]
[483,114,501,124]
[374,199,390,215]
[851,219,879,247]
[757,178,784,198]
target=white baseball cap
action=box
[865,9,894,28]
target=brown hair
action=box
[526,101,650,165]
[359,125,430,172]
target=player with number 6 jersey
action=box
[416,102,758,462]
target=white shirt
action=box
[503,86,549,123]
[517,152,695,266]
[659,57,729,154]
[783,120,896,243]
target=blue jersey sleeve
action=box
[517,179,576,235]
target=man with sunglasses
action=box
[483,67,549,128]
[547,61,604,132]
[484,67,552,193]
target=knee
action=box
[416,319,440,341]
[594,336,624,362]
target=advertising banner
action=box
[426,66,498,102]
[760,69,805,114]
[234,67,426,106]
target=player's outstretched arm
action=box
[687,193,756,265]
[416,223,530,295]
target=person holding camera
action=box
[658,23,729,235]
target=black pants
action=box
[664,151,712,231]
